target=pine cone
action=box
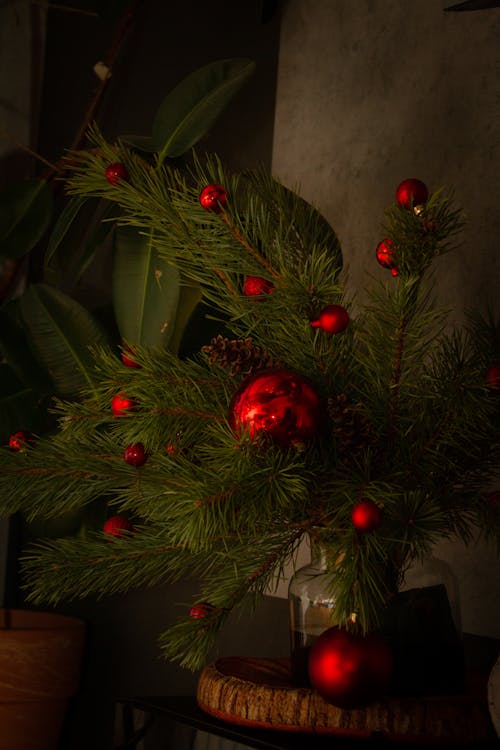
[202,336,277,377]
[328,393,373,455]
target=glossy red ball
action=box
[123,443,147,467]
[395,178,428,210]
[8,430,35,452]
[351,500,382,533]
[485,364,500,391]
[311,304,350,335]
[121,346,141,368]
[111,392,136,417]
[103,515,134,538]
[199,184,227,212]
[243,275,274,297]
[189,602,214,620]
[228,368,323,448]
[105,162,129,185]
[308,626,393,708]
[375,238,398,274]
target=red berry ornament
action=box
[111,392,136,417]
[8,430,35,452]
[395,178,428,210]
[243,275,274,297]
[199,184,227,213]
[311,304,350,335]
[121,346,141,368]
[105,162,128,185]
[189,602,214,620]
[486,364,500,391]
[308,626,393,708]
[103,515,134,538]
[228,368,324,448]
[351,500,381,533]
[123,443,147,467]
[375,238,399,276]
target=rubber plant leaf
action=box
[0,178,53,261]
[119,134,156,153]
[152,58,256,162]
[0,364,43,442]
[20,283,107,397]
[0,302,53,394]
[44,196,88,269]
[113,227,181,348]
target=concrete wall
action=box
[271,0,500,637]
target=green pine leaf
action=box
[0,179,53,261]
[20,283,107,397]
[119,134,156,153]
[112,227,182,348]
[152,58,256,162]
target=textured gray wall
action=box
[271,0,500,637]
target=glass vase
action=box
[287,537,338,686]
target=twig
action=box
[0,126,59,171]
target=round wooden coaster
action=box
[196,656,496,743]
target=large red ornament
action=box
[105,162,128,185]
[8,430,35,452]
[485,364,500,391]
[103,515,134,538]
[121,346,141,368]
[395,178,428,210]
[243,275,274,297]
[112,392,136,417]
[189,602,214,620]
[199,184,227,213]
[351,500,382,533]
[123,443,147,467]
[311,304,350,335]
[375,238,399,276]
[308,626,393,708]
[228,368,324,448]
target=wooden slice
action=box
[197,656,496,743]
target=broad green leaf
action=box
[72,203,116,283]
[0,179,53,260]
[0,302,53,394]
[112,227,181,348]
[20,283,107,397]
[168,282,203,355]
[152,58,256,162]
[45,196,87,269]
[120,134,156,153]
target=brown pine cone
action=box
[202,335,277,377]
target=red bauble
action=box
[243,275,274,297]
[123,443,147,467]
[311,304,350,335]
[105,162,128,185]
[375,238,398,276]
[485,364,500,391]
[103,515,134,537]
[199,184,227,212]
[228,368,324,448]
[189,602,214,620]
[111,392,136,417]
[351,500,382,533]
[485,490,500,507]
[308,626,393,708]
[395,178,428,210]
[8,430,35,452]
[121,346,141,368]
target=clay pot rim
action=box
[0,608,85,631]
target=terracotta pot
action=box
[0,608,86,750]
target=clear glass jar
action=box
[288,537,339,686]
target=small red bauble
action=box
[311,304,350,335]
[103,515,134,538]
[189,602,214,620]
[121,346,141,368]
[228,368,324,448]
[375,238,399,276]
[308,626,393,708]
[243,275,275,297]
[105,162,129,185]
[395,178,428,210]
[111,392,136,417]
[199,184,227,213]
[485,364,500,391]
[351,500,382,533]
[8,430,35,452]
[123,443,147,467]
[485,490,500,507]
